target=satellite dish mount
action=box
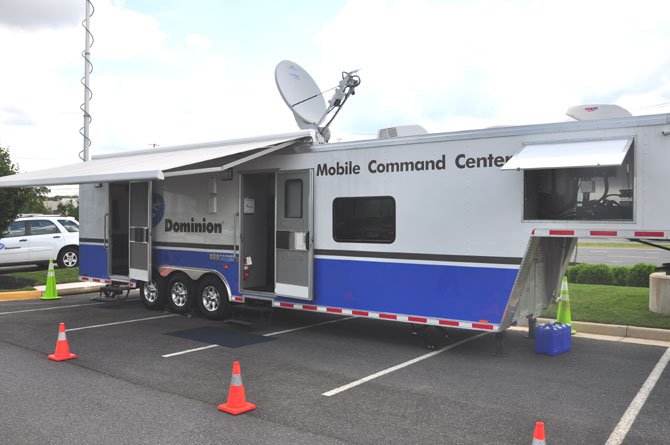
[275,60,360,142]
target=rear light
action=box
[242,256,252,281]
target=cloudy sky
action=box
[1,0,669,195]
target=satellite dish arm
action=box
[318,70,361,139]
[325,70,360,115]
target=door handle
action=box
[53,235,61,239]
[104,213,109,250]
[19,239,28,242]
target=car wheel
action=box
[57,246,79,268]
[196,276,232,320]
[166,273,193,314]
[140,274,165,310]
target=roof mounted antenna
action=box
[275,60,361,143]
[79,0,94,161]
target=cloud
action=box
[2,0,670,185]
[315,0,670,132]
[186,33,214,53]
[0,106,35,125]
[93,1,166,60]
[0,0,82,29]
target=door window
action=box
[284,179,303,218]
[58,219,80,232]
[28,220,59,235]
[2,221,26,238]
[4,221,26,238]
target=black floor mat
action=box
[165,326,274,348]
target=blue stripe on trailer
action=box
[80,245,239,289]
[79,243,108,279]
[307,258,518,324]
[82,243,516,323]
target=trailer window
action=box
[333,196,395,243]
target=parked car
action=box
[0,215,79,268]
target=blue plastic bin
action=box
[534,322,571,356]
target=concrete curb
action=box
[0,284,105,301]
[0,290,42,301]
[538,318,670,343]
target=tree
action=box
[0,146,52,234]
[19,186,50,214]
[0,147,23,234]
[57,201,79,219]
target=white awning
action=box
[501,138,633,170]
[0,132,313,187]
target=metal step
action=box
[226,303,273,326]
[499,236,576,331]
[91,284,132,302]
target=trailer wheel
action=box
[140,274,165,310]
[166,273,193,314]
[196,276,232,320]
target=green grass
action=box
[542,283,670,329]
[1,267,80,288]
[0,286,35,292]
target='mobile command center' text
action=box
[316,153,513,176]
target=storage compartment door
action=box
[128,181,151,281]
[275,170,313,300]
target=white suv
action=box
[0,215,79,268]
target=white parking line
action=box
[605,347,670,445]
[263,317,354,337]
[162,344,220,358]
[67,314,177,331]
[161,316,354,358]
[322,332,488,397]
[0,302,105,316]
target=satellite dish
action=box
[275,60,327,129]
[275,60,361,142]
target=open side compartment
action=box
[503,138,635,221]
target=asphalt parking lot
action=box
[0,293,668,444]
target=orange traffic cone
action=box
[532,421,546,444]
[218,361,256,415]
[48,322,77,361]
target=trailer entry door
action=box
[275,170,313,300]
[128,181,152,281]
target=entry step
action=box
[92,284,132,301]
[227,302,273,326]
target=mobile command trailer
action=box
[1,113,669,333]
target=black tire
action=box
[57,246,79,268]
[140,274,166,310]
[196,276,232,320]
[166,273,194,314]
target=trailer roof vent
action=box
[377,125,427,139]
[566,104,632,121]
